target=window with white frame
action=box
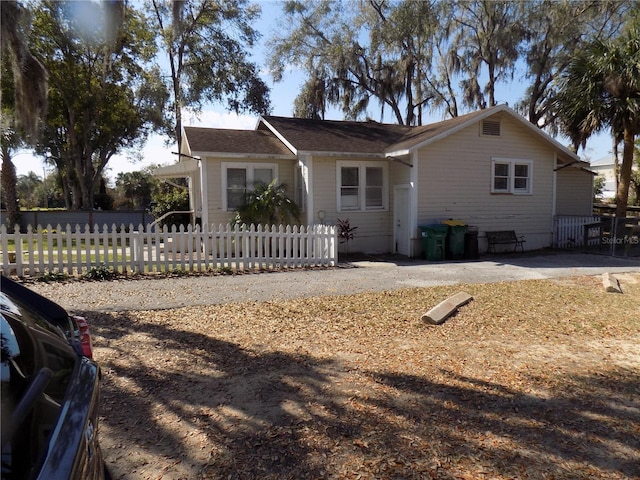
[222,163,277,210]
[294,164,306,212]
[491,158,532,194]
[337,161,387,211]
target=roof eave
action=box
[190,150,296,160]
[385,149,410,158]
[298,150,386,158]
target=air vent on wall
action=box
[482,120,501,136]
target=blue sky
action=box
[15,0,614,180]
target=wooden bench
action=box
[486,230,526,253]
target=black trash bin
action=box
[464,226,479,259]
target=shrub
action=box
[84,263,117,281]
[37,271,69,282]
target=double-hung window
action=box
[491,158,532,195]
[337,161,387,211]
[223,163,277,211]
[294,165,306,212]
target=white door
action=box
[393,185,410,255]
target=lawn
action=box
[90,274,640,480]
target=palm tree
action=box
[556,18,640,218]
[232,180,300,228]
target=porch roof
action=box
[153,158,199,177]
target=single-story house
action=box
[154,104,594,256]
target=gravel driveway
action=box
[28,251,640,312]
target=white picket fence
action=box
[0,223,337,278]
[553,215,602,248]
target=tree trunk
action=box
[70,172,82,210]
[79,150,95,210]
[615,128,635,218]
[1,148,20,228]
[613,141,620,199]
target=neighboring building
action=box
[589,156,616,200]
[590,155,629,201]
[154,104,594,256]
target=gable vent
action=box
[482,120,501,136]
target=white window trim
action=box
[294,163,306,213]
[491,158,533,195]
[222,162,279,211]
[336,161,389,212]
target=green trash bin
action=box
[442,220,467,260]
[419,224,448,261]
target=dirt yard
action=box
[87,273,640,480]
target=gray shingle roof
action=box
[184,126,293,156]
[259,116,411,154]
[182,105,578,161]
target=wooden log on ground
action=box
[422,292,473,325]
[602,273,623,293]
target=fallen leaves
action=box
[90,274,640,480]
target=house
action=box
[589,155,637,201]
[154,104,594,256]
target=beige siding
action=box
[416,112,556,251]
[389,158,412,187]
[202,156,297,227]
[311,156,393,254]
[203,156,225,226]
[556,168,594,216]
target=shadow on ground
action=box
[92,311,640,480]
[341,249,640,270]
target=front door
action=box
[393,185,410,255]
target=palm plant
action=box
[232,180,300,228]
[556,17,640,218]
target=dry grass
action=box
[91,274,640,480]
